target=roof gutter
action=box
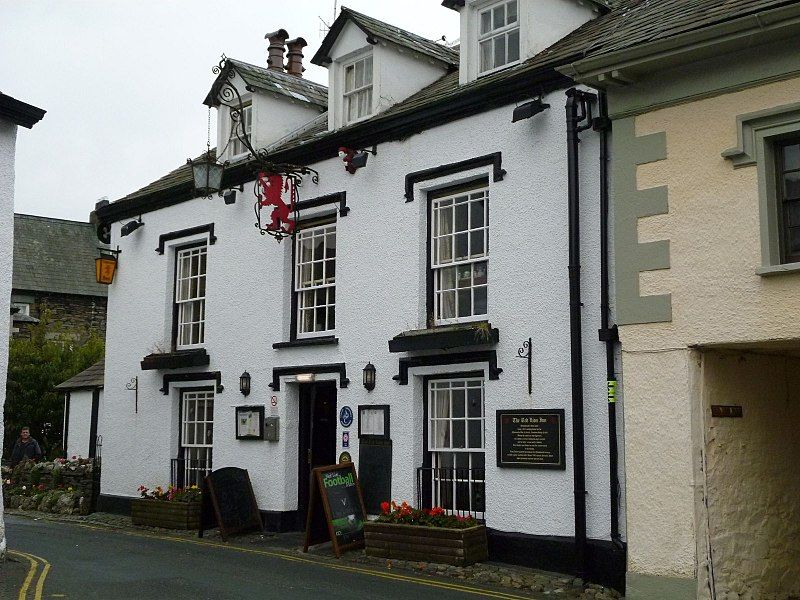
[558,2,800,85]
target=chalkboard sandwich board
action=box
[496,409,566,469]
[303,463,367,558]
[198,467,263,540]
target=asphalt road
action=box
[4,515,528,600]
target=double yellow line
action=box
[8,550,51,600]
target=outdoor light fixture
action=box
[95,246,121,285]
[296,373,315,383]
[120,218,144,237]
[189,149,226,198]
[512,97,551,123]
[363,362,376,392]
[239,371,251,396]
[223,190,237,205]
[338,146,377,174]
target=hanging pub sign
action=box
[198,467,262,540]
[254,172,298,241]
[496,409,566,469]
[303,463,367,557]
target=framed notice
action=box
[235,406,265,440]
[496,409,566,469]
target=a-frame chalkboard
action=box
[302,463,366,557]
[198,467,262,541]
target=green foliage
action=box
[4,311,104,460]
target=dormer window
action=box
[479,0,520,74]
[343,54,373,124]
[229,102,252,157]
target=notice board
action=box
[303,463,366,557]
[198,467,263,540]
[496,409,566,469]
[358,438,392,515]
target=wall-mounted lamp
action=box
[239,371,251,396]
[339,146,377,174]
[363,362,376,392]
[120,218,144,237]
[223,190,237,205]
[95,246,121,285]
[512,97,550,123]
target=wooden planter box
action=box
[364,521,488,566]
[131,499,200,530]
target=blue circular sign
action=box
[339,406,353,428]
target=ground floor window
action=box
[174,389,214,487]
[422,377,486,518]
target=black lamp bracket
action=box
[98,245,122,257]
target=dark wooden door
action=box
[297,381,337,518]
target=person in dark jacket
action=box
[10,426,43,466]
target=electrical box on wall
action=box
[265,416,279,441]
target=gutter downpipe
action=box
[596,91,623,550]
[565,87,595,581]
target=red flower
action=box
[380,501,391,515]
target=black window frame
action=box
[775,138,800,264]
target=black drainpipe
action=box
[594,91,624,550]
[565,87,596,581]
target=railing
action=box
[170,457,212,488]
[416,466,486,521]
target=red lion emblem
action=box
[256,172,296,236]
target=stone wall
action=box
[13,290,107,340]
[2,458,98,515]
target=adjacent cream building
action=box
[562,1,800,598]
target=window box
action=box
[364,521,488,566]
[389,322,499,353]
[140,349,210,371]
[273,336,339,349]
[131,498,201,530]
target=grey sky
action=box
[1,1,459,222]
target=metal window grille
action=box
[176,390,213,487]
[479,0,520,73]
[343,55,373,123]
[295,224,336,336]
[431,188,489,324]
[175,245,207,348]
[425,378,486,518]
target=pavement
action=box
[3,514,543,600]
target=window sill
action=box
[273,336,339,349]
[388,321,499,353]
[756,262,800,277]
[140,349,210,371]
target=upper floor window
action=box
[229,102,252,157]
[431,184,489,325]
[175,244,207,349]
[777,139,800,263]
[343,55,373,124]
[479,0,519,74]
[295,224,336,336]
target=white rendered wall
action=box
[327,22,450,130]
[0,119,18,558]
[101,87,620,541]
[66,390,96,459]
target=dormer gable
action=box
[444,0,605,85]
[204,57,327,162]
[311,7,458,131]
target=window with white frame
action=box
[294,224,336,336]
[175,244,207,348]
[428,378,486,516]
[431,185,489,324]
[479,0,520,73]
[180,389,213,487]
[228,102,252,157]
[343,55,373,124]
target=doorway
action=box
[297,381,338,518]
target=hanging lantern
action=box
[95,253,118,285]
[189,152,225,198]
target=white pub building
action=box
[94,1,625,589]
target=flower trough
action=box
[131,484,201,530]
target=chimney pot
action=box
[285,37,308,77]
[265,29,289,72]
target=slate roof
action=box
[205,59,328,109]
[311,6,459,67]
[0,92,45,129]
[108,1,800,209]
[13,214,108,298]
[55,359,104,391]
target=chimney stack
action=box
[265,29,289,72]
[285,37,307,77]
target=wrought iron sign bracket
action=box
[516,338,532,396]
[126,376,139,413]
